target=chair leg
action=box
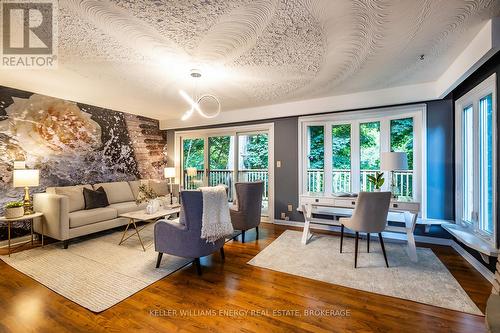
[241,230,245,243]
[367,233,370,253]
[340,224,344,253]
[156,252,163,268]
[194,258,202,275]
[220,247,225,261]
[256,226,259,240]
[354,232,359,268]
[378,233,389,268]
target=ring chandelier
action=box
[180,69,221,120]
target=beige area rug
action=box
[0,224,193,312]
[248,230,482,315]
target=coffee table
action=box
[118,207,180,251]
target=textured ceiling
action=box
[3,0,500,121]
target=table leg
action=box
[131,219,146,251]
[7,222,11,257]
[404,212,418,262]
[119,219,132,245]
[30,219,33,245]
[41,217,44,247]
[301,204,313,245]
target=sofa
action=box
[33,180,179,248]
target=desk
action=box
[299,193,420,262]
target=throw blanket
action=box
[200,186,234,243]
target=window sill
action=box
[442,223,498,259]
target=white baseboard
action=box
[273,219,495,284]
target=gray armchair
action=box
[230,181,264,243]
[339,192,391,268]
[154,191,225,275]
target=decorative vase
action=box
[146,199,160,214]
[5,206,24,219]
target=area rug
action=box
[248,230,482,315]
[1,225,194,312]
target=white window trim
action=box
[298,104,426,217]
[455,73,497,246]
[174,123,275,221]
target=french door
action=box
[178,127,272,217]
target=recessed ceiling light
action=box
[190,69,202,78]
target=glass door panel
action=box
[332,124,351,192]
[359,121,380,191]
[182,138,205,189]
[462,105,474,224]
[307,126,324,192]
[390,118,414,198]
[479,94,493,234]
[208,136,235,201]
[238,133,269,215]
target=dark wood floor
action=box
[0,223,492,333]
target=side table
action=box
[0,212,44,257]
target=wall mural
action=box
[0,86,167,240]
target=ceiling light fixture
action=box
[180,70,221,121]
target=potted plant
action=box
[136,184,160,214]
[367,172,385,191]
[4,201,24,219]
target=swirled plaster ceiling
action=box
[1,0,499,128]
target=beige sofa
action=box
[33,180,179,248]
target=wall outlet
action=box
[281,212,286,219]
[287,204,293,212]
[276,160,281,168]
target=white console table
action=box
[299,193,420,262]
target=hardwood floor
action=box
[0,223,492,333]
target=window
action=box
[332,124,351,192]
[306,126,324,192]
[390,118,414,198]
[300,105,424,206]
[455,73,496,245]
[360,121,380,191]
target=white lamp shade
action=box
[186,167,197,177]
[380,152,408,171]
[164,167,176,178]
[13,169,39,187]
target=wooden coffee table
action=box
[118,207,180,251]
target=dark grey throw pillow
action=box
[83,187,109,210]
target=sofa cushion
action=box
[69,207,117,228]
[46,185,92,213]
[128,180,150,200]
[93,181,135,204]
[108,201,146,215]
[150,180,180,198]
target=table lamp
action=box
[380,152,408,198]
[13,169,39,215]
[164,167,176,204]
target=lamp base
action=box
[23,186,34,215]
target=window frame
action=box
[455,73,497,245]
[299,104,425,215]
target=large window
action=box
[300,105,423,204]
[455,73,496,245]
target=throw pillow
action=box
[83,187,110,210]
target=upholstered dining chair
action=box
[154,191,225,275]
[230,181,264,243]
[339,191,392,268]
